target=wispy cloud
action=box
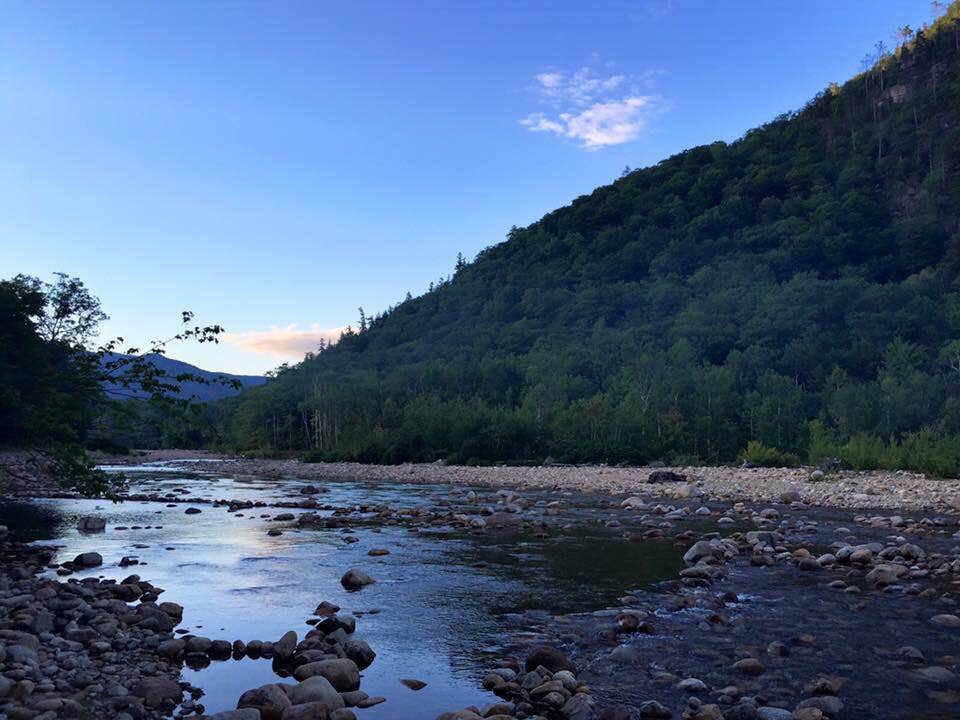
[520,65,664,149]
[628,0,677,22]
[223,324,345,359]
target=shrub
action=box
[741,440,799,467]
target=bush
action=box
[741,440,799,467]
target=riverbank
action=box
[2,460,959,718]
[97,450,960,515]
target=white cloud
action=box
[223,324,346,359]
[521,65,663,149]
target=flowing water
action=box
[2,461,958,719]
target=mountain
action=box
[103,353,265,402]
[222,6,960,474]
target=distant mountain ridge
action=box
[103,353,265,402]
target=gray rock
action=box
[238,683,292,720]
[339,569,374,591]
[285,676,345,708]
[293,659,361,691]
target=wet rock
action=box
[77,516,106,532]
[185,507,202,514]
[238,683,292,720]
[274,630,298,660]
[683,540,722,564]
[525,645,576,673]
[131,676,182,709]
[285,676,345,708]
[340,569,375,590]
[367,548,390,556]
[342,638,376,669]
[206,711,262,720]
[401,678,428,690]
[294,659,361,691]
[73,551,103,567]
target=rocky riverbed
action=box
[96,451,960,515]
[0,457,958,719]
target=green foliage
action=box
[211,7,960,476]
[0,274,231,495]
[741,440,799,468]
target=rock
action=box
[732,658,765,675]
[795,696,843,717]
[779,490,802,503]
[865,563,908,585]
[77,516,106,532]
[157,639,185,659]
[73,551,103,567]
[911,666,957,684]
[340,569,375,590]
[673,483,701,499]
[524,645,576,673]
[294,659,361,691]
[285,676,345,709]
[342,638,376,669]
[561,692,594,720]
[238,683,292,720]
[677,678,707,692]
[367,548,390,556]
[930,614,960,628]
[400,678,427,690]
[280,702,332,719]
[131,676,182,709]
[207,711,262,720]
[185,507,202,514]
[757,709,792,720]
[637,700,672,718]
[683,540,722,564]
[621,497,647,510]
[274,630,298,660]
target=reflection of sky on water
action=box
[1,465,685,718]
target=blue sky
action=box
[1,0,936,374]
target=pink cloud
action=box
[223,324,345,359]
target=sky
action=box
[0,0,938,374]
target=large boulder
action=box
[73,551,103,567]
[293,658,361,691]
[340,569,374,591]
[524,645,575,674]
[286,676,345,709]
[238,683,293,720]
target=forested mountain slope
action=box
[224,7,960,473]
